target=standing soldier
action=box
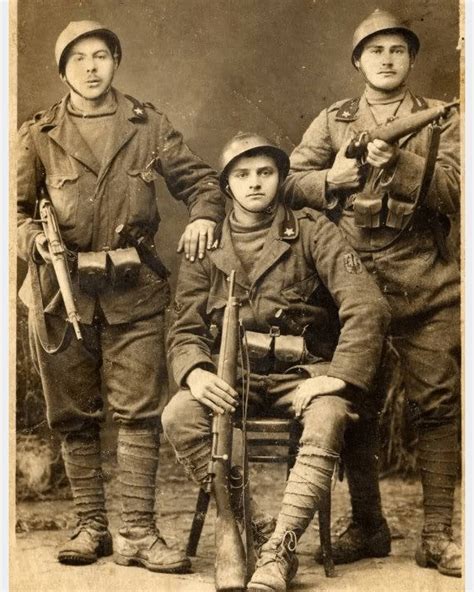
[162,133,391,592]
[287,9,461,578]
[17,21,225,571]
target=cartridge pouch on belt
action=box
[352,192,383,228]
[385,195,417,230]
[78,251,108,295]
[78,247,141,294]
[108,247,141,287]
[245,328,308,373]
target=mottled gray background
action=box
[17,0,460,284]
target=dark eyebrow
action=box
[366,43,406,49]
[70,49,109,57]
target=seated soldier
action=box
[162,132,391,592]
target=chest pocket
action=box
[127,169,159,225]
[281,272,320,304]
[45,173,79,229]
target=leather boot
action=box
[247,531,299,592]
[315,416,390,564]
[315,518,391,565]
[114,526,191,573]
[59,429,110,565]
[415,525,462,578]
[58,525,113,565]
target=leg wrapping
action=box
[418,423,459,530]
[271,445,338,541]
[61,428,107,530]
[117,424,160,528]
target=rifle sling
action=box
[357,123,442,254]
[29,259,72,355]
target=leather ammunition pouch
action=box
[108,248,141,287]
[78,247,141,294]
[352,192,383,228]
[245,328,308,372]
[78,251,108,294]
[385,196,416,230]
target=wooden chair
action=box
[186,417,336,577]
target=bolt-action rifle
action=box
[345,100,459,162]
[208,270,247,591]
[38,192,82,342]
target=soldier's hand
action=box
[326,139,361,191]
[34,233,51,263]
[292,375,347,418]
[186,367,239,414]
[177,219,217,262]
[366,139,399,169]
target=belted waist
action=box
[76,247,142,294]
[243,327,310,374]
[345,192,416,230]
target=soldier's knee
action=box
[161,390,189,441]
[302,396,356,451]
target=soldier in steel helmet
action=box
[17,20,226,571]
[287,8,461,577]
[162,132,391,591]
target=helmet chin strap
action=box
[226,184,280,215]
[62,75,113,105]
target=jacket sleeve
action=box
[385,109,460,215]
[306,212,391,391]
[17,121,44,262]
[156,114,226,223]
[285,109,336,211]
[167,255,217,387]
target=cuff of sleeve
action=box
[171,348,217,388]
[293,170,330,211]
[29,230,45,264]
[188,190,226,223]
[328,355,375,393]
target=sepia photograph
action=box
[10,1,464,591]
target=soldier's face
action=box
[63,36,117,100]
[228,154,280,214]
[355,33,413,92]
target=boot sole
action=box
[415,547,461,578]
[315,548,390,566]
[58,539,113,565]
[114,553,192,574]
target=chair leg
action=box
[287,421,302,478]
[318,492,336,577]
[242,439,255,580]
[186,488,211,557]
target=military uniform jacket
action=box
[287,91,460,321]
[17,89,225,325]
[168,204,391,393]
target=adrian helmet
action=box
[351,9,420,66]
[55,21,122,74]
[219,132,290,193]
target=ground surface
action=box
[11,442,463,592]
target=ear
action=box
[59,73,67,84]
[354,59,361,71]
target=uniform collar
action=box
[38,88,147,130]
[338,90,429,147]
[209,203,299,288]
[41,89,140,177]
